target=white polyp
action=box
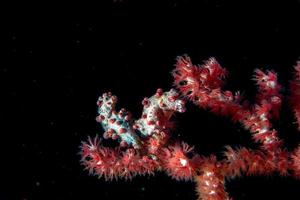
[264,136,275,144]
[205,180,210,186]
[96,160,103,165]
[200,73,208,79]
[209,190,216,195]
[175,100,186,112]
[206,172,213,176]
[260,113,267,120]
[187,77,196,85]
[180,158,188,166]
[258,127,268,134]
[267,80,276,88]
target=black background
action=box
[2,1,300,199]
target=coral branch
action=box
[173,56,282,150]
[80,55,300,200]
[290,61,300,130]
[196,157,229,200]
[159,142,202,181]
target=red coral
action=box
[290,62,300,130]
[81,55,300,200]
[160,142,202,181]
[196,156,229,200]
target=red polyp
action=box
[147,120,155,125]
[156,88,163,97]
[97,100,103,106]
[111,133,119,140]
[96,115,105,122]
[109,118,116,124]
[125,115,131,121]
[119,128,127,134]
[103,132,109,139]
[142,97,150,106]
[159,101,166,107]
[132,124,139,129]
[168,96,176,102]
[120,141,128,148]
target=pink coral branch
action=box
[80,55,300,200]
[173,56,282,151]
[290,61,300,130]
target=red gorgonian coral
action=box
[80,55,300,200]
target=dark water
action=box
[2,1,300,199]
